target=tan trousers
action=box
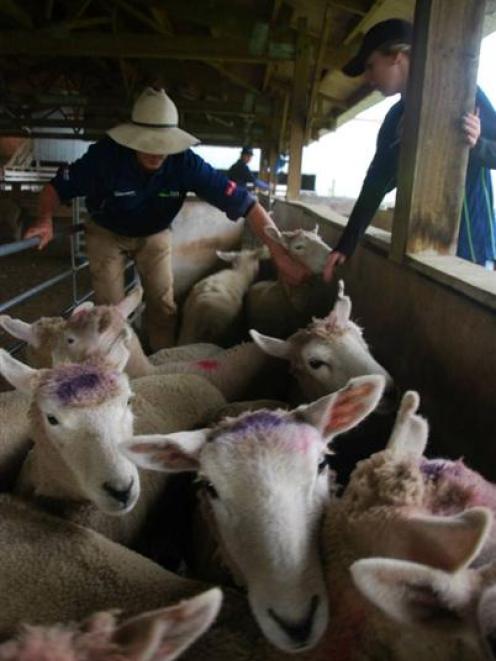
[85,219,176,351]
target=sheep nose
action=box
[267,595,319,647]
[103,478,134,505]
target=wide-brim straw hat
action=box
[108,87,200,155]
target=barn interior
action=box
[1,0,495,476]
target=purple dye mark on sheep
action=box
[56,371,102,404]
[228,411,286,437]
[420,458,465,482]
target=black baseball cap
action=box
[342,19,413,77]
[241,145,254,155]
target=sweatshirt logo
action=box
[225,180,237,197]
[158,190,181,198]
[113,190,136,197]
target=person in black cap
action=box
[324,18,496,281]
[227,146,270,191]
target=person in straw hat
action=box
[25,87,310,350]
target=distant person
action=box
[24,89,310,351]
[227,146,270,191]
[324,19,496,282]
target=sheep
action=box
[122,374,386,653]
[250,280,395,484]
[307,391,495,659]
[177,247,268,346]
[264,224,332,275]
[0,349,225,548]
[351,553,496,661]
[0,292,282,403]
[0,494,207,637]
[0,288,222,376]
[244,225,332,339]
[0,587,222,661]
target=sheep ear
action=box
[296,374,385,440]
[216,250,238,262]
[102,328,131,372]
[0,315,40,348]
[0,349,39,394]
[71,301,94,316]
[387,391,428,458]
[122,430,208,472]
[249,329,291,359]
[264,225,285,246]
[390,508,492,572]
[116,286,143,319]
[351,558,474,629]
[112,588,222,661]
[326,279,351,329]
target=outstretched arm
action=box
[246,202,312,286]
[23,183,60,249]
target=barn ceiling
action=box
[0,0,494,150]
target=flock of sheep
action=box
[0,224,494,660]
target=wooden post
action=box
[287,17,311,200]
[390,0,486,262]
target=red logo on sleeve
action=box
[225,180,237,196]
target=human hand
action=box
[323,251,347,283]
[272,250,312,287]
[24,218,54,249]
[462,108,481,148]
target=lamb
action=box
[250,280,392,403]
[264,224,332,275]
[0,288,222,375]
[0,291,282,402]
[0,587,222,661]
[307,390,496,659]
[177,247,268,346]
[122,374,386,653]
[351,552,496,660]
[250,280,395,483]
[0,349,225,548]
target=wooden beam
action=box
[287,18,311,200]
[0,31,295,63]
[306,3,333,141]
[390,0,486,261]
[327,0,369,16]
[0,0,33,29]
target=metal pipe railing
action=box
[1,196,139,357]
[0,223,85,258]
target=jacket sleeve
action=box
[50,141,106,201]
[334,111,399,256]
[471,87,496,169]
[182,150,256,219]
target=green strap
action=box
[462,195,476,262]
[480,169,496,257]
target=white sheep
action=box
[351,550,496,661]
[0,349,225,548]
[264,224,332,275]
[0,287,222,376]
[306,391,495,659]
[0,586,222,661]
[122,374,386,653]
[177,247,268,346]
[250,280,393,404]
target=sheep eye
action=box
[66,337,75,345]
[308,358,327,370]
[46,414,59,426]
[318,456,330,474]
[196,478,218,499]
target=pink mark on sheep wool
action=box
[195,359,220,372]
